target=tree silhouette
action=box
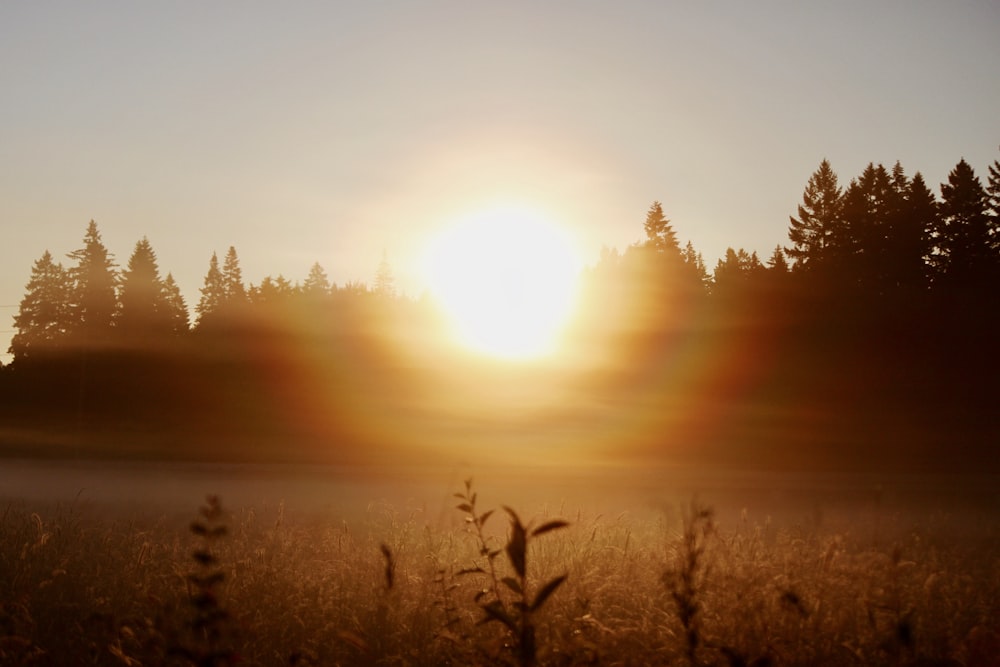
[195,252,225,327]
[118,237,171,340]
[851,161,929,297]
[221,246,247,304]
[249,275,295,305]
[840,162,896,293]
[766,245,789,273]
[302,262,331,297]
[162,273,190,335]
[786,159,843,270]
[712,248,764,296]
[986,152,1000,241]
[67,220,118,344]
[682,241,710,291]
[9,250,73,362]
[643,201,680,256]
[892,170,936,295]
[932,159,996,288]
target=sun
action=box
[422,205,582,359]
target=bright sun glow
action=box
[422,205,582,359]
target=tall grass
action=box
[453,478,569,666]
[0,485,997,666]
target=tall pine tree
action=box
[986,152,1000,249]
[118,237,170,339]
[221,246,247,303]
[67,220,118,345]
[681,241,710,291]
[195,252,225,328]
[9,251,73,362]
[786,159,843,270]
[643,201,680,257]
[767,245,790,273]
[932,159,996,289]
[891,171,937,295]
[712,247,764,295]
[162,273,190,335]
[197,246,247,328]
[302,262,331,298]
[840,162,894,293]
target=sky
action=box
[2,1,998,362]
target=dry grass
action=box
[0,482,998,666]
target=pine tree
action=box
[786,159,843,270]
[883,162,916,291]
[162,273,190,335]
[67,220,118,343]
[195,252,225,327]
[890,171,936,294]
[118,237,169,338]
[767,245,789,273]
[840,162,893,291]
[221,246,247,303]
[9,251,73,361]
[713,247,764,294]
[643,201,680,256]
[986,152,1000,249]
[713,248,742,291]
[681,241,710,290]
[249,275,295,305]
[932,159,996,288]
[374,251,396,297]
[302,262,331,297]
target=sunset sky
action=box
[2,2,998,362]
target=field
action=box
[1,460,998,666]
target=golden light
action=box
[422,204,582,359]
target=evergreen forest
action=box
[2,155,998,472]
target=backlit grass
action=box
[0,483,997,665]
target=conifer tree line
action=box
[8,153,1000,363]
[608,154,999,303]
[5,222,398,363]
[784,157,1000,296]
[0,151,997,468]
[573,153,1000,340]
[5,151,1000,365]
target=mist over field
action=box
[3,457,995,527]
[2,457,997,666]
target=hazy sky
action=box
[2,2,998,361]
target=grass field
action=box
[1,461,997,666]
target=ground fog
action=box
[1,459,997,666]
